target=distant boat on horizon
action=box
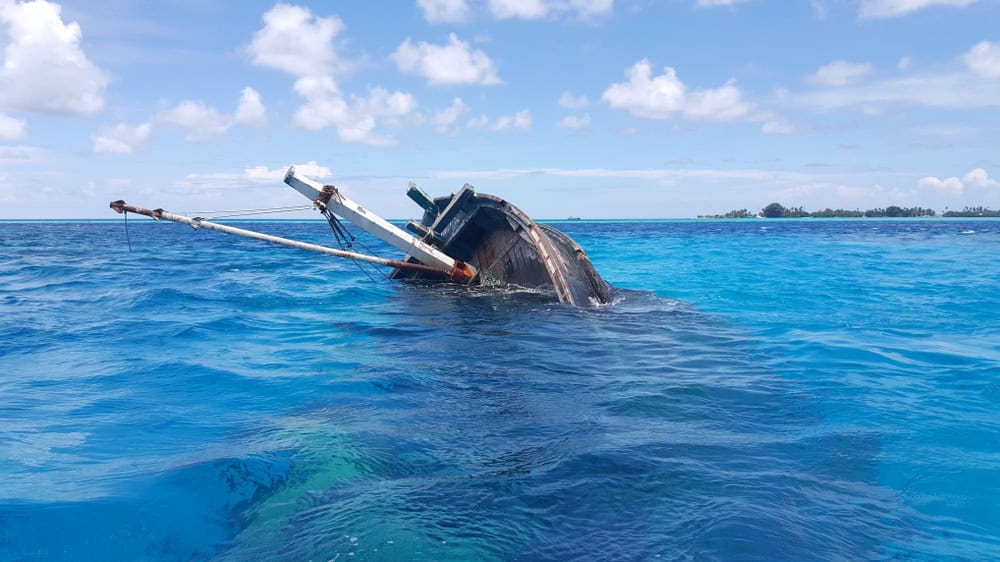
[567,216,582,220]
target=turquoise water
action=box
[1,219,998,560]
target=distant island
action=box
[698,204,1000,219]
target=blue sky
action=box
[1,0,999,219]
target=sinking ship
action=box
[111,168,611,307]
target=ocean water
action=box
[1,218,998,561]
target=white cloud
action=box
[155,88,268,143]
[695,0,751,7]
[918,175,964,194]
[467,109,532,130]
[808,60,874,87]
[467,115,490,128]
[558,92,589,109]
[418,0,470,23]
[245,160,333,183]
[246,4,422,146]
[496,109,532,130]
[602,59,752,121]
[568,0,614,17]
[962,41,1000,78]
[918,168,998,194]
[0,113,26,139]
[487,0,613,19]
[761,119,797,134]
[293,78,416,146]
[556,113,591,130]
[0,0,108,115]
[488,0,550,18]
[391,33,501,86]
[248,3,344,77]
[234,87,267,126]
[91,122,151,153]
[897,56,912,70]
[158,101,233,142]
[793,42,1000,111]
[603,62,686,118]
[292,76,348,130]
[858,0,978,19]
[796,71,1000,109]
[963,167,999,188]
[353,87,418,128]
[683,81,752,120]
[433,97,469,134]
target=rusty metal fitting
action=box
[314,185,339,210]
[449,260,477,283]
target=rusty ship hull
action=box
[397,184,611,307]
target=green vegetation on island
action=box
[698,203,999,218]
[698,208,756,219]
[941,206,1000,217]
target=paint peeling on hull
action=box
[394,184,611,307]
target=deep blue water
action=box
[1,218,998,561]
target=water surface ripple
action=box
[1,219,998,560]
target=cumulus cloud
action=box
[247,3,344,76]
[292,76,347,129]
[487,0,613,19]
[391,34,501,85]
[808,60,874,87]
[418,0,470,22]
[0,113,26,139]
[0,0,108,115]
[158,101,232,142]
[963,41,1000,78]
[156,88,265,143]
[495,109,532,130]
[353,87,418,129]
[234,87,267,126]
[91,122,151,153]
[293,79,416,146]
[558,92,589,109]
[918,175,964,194]
[962,167,999,188]
[245,160,333,183]
[467,109,532,130]
[556,113,591,130]
[489,0,549,18]
[249,4,416,146]
[433,97,469,134]
[602,59,752,121]
[695,0,751,7]
[858,0,978,19]
[683,82,752,120]
[918,168,998,194]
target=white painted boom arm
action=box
[283,167,476,282]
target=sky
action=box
[1,0,999,219]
